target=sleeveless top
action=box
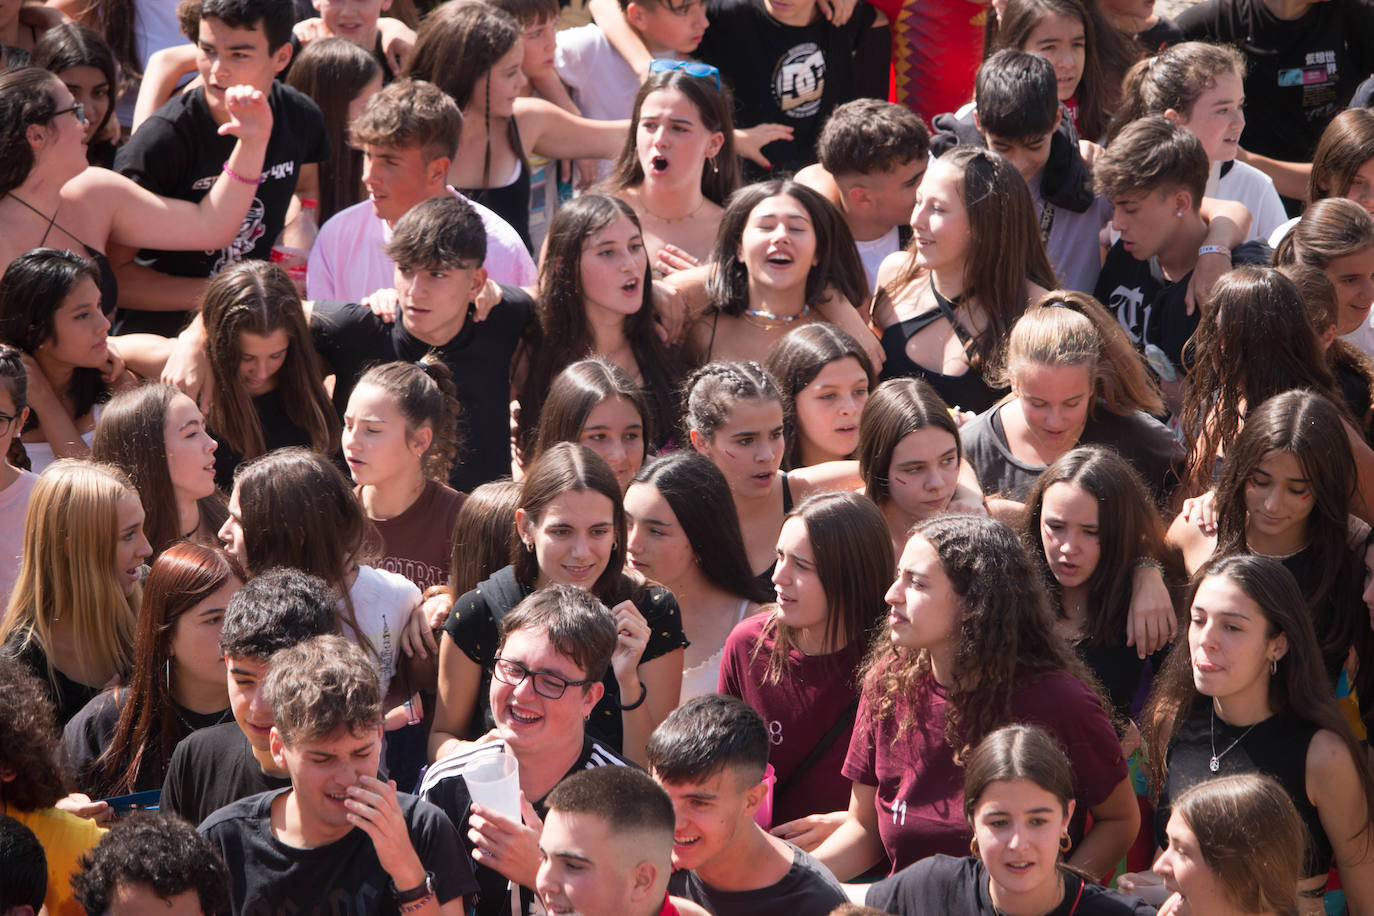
[875,285,1007,414]
[1157,704,1330,877]
[457,118,533,253]
[680,598,753,702]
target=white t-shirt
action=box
[307,188,537,303]
[555,26,675,183]
[1208,159,1288,244]
[114,0,194,126]
[341,564,421,699]
[0,469,38,606]
[855,226,900,295]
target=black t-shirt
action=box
[200,787,477,915]
[696,0,877,178]
[61,687,231,799]
[668,845,846,916]
[112,81,331,336]
[161,721,293,827]
[1093,239,1269,378]
[1,635,102,727]
[211,387,319,491]
[1177,0,1374,162]
[1136,15,1184,50]
[419,736,632,916]
[308,289,534,492]
[866,855,1157,916]
[1094,243,1193,379]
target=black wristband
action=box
[392,872,435,905]
[618,681,648,711]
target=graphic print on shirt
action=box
[773,42,825,117]
[190,160,299,274]
[768,719,784,745]
[1104,283,1148,347]
[1277,49,1340,118]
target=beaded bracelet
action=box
[398,892,434,914]
[222,161,265,186]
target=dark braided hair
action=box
[682,360,782,442]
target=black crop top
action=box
[875,286,1007,414]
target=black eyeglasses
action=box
[648,59,721,90]
[51,103,87,124]
[0,413,15,437]
[491,657,596,699]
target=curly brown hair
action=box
[862,514,1108,760]
[0,658,68,811]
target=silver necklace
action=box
[1209,707,1260,772]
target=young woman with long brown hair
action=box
[873,146,1057,415]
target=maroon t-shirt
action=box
[366,479,466,591]
[842,666,1126,874]
[719,612,864,827]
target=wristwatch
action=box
[392,872,436,905]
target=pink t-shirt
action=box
[306,188,537,302]
[0,469,38,605]
[842,666,1126,874]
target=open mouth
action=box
[765,250,794,266]
[650,155,669,174]
[506,704,542,725]
[621,276,639,294]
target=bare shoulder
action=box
[671,897,713,916]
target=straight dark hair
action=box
[1143,554,1374,847]
[888,147,1057,378]
[284,37,381,224]
[603,68,739,206]
[1212,390,1365,670]
[765,323,876,469]
[1020,446,1168,646]
[518,195,685,457]
[201,261,339,461]
[756,491,893,684]
[707,179,868,316]
[630,451,771,605]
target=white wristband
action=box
[1197,244,1231,258]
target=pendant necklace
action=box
[1209,707,1260,772]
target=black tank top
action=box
[1157,704,1330,877]
[457,118,533,253]
[875,284,1007,414]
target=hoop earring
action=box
[710,155,719,174]
[165,658,171,692]
[523,540,534,553]
[970,837,980,857]
[1271,658,1278,675]
[1060,833,1072,854]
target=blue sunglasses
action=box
[648,59,722,90]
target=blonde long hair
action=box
[999,290,1164,417]
[0,460,140,689]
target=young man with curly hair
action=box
[72,813,230,916]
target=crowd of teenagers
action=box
[7,0,1374,909]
